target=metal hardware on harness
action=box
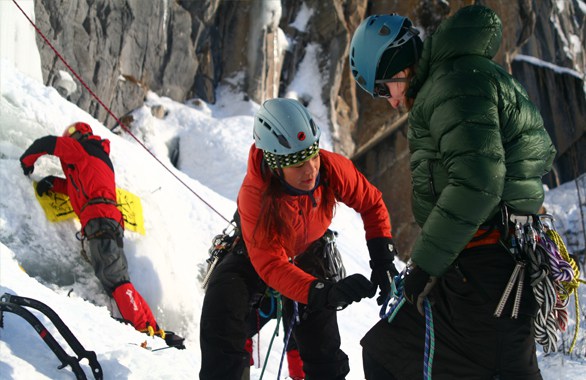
[322,230,346,283]
[495,213,578,353]
[494,261,525,318]
[201,222,240,289]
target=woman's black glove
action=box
[36,176,56,196]
[367,237,399,305]
[308,273,375,310]
[403,265,437,315]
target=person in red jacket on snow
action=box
[19,122,159,334]
[200,98,399,380]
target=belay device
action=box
[0,293,103,380]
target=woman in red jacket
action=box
[19,122,159,333]
[200,98,399,380]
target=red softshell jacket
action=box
[21,135,123,229]
[237,145,391,304]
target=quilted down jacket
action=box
[406,5,556,276]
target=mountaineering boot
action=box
[287,349,305,380]
[162,331,186,349]
[112,282,158,331]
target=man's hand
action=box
[21,162,34,176]
[403,265,437,315]
[36,176,56,196]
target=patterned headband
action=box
[263,141,320,169]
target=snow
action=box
[289,3,313,32]
[1,3,585,380]
[514,54,584,80]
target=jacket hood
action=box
[409,5,502,97]
[85,135,110,155]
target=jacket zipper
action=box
[427,160,438,201]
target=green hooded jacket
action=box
[406,5,556,276]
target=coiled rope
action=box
[526,235,559,353]
[545,229,584,353]
[11,0,231,224]
[380,274,435,379]
[525,220,582,354]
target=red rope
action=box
[11,0,230,224]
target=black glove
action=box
[403,265,437,315]
[21,161,34,175]
[367,237,399,305]
[36,176,56,196]
[308,273,376,310]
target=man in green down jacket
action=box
[350,5,556,379]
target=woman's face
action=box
[281,153,321,191]
[384,69,411,109]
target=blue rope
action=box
[277,301,299,379]
[423,298,435,379]
[259,293,283,380]
[380,273,435,378]
[258,292,276,319]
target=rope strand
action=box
[381,274,435,377]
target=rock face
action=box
[32,0,584,257]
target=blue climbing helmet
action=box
[253,98,320,169]
[349,14,423,97]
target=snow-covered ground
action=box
[1,2,585,379]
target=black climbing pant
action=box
[362,244,542,380]
[200,241,349,380]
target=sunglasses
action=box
[373,77,411,98]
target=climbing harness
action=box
[0,293,103,380]
[322,230,346,282]
[380,272,435,380]
[495,214,583,353]
[80,197,118,213]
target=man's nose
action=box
[388,98,400,109]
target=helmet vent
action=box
[273,132,291,149]
[259,118,275,134]
[309,119,317,136]
[353,73,366,86]
[378,25,391,36]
